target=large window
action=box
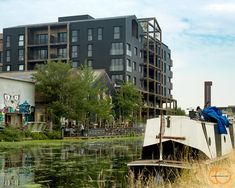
[133,61,136,71]
[87,60,93,67]
[58,32,67,43]
[114,26,120,39]
[133,77,137,85]
[18,49,24,61]
[72,45,78,58]
[88,44,93,57]
[72,30,78,43]
[6,50,10,62]
[126,43,132,56]
[38,49,47,59]
[126,75,131,82]
[18,35,24,46]
[72,61,78,68]
[126,59,132,72]
[111,74,123,82]
[6,65,11,71]
[18,65,24,71]
[164,50,166,61]
[88,29,93,41]
[58,48,67,58]
[97,28,103,40]
[134,47,138,56]
[37,34,48,44]
[110,43,123,55]
[6,36,10,47]
[110,59,123,71]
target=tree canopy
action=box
[113,82,143,122]
[32,61,112,127]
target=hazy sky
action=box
[0,0,234,109]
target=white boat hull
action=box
[142,116,234,160]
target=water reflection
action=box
[0,139,142,187]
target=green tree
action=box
[33,61,112,128]
[70,65,112,126]
[175,107,186,115]
[32,61,72,127]
[114,82,143,123]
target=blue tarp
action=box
[202,106,230,134]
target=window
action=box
[18,35,24,46]
[6,36,10,47]
[72,61,78,68]
[111,75,123,82]
[18,49,24,61]
[72,30,78,42]
[88,44,93,57]
[110,43,123,55]
[133,61,136,71]
[72,45,78,58]
[0,52,3,63]
[114,26,120,39]
[110,59,123,71]
[164,75,166,85]
[0,66,2,72]
[126,59,132,72]
[133,77,137,85]
[6,65,11,71]
[37,34,48,44]
[88,28,93,41]
[126,75,131,82]
[87,60,93,67]
[97,28,103,40]
[6,50,10,62]
[164,87,166,96]
[138,65,142,73]
[134,47,138,56]
[132,20,138,39]
[38,49,47,59]
[140,50,143,58]
[164,63,166,73]
[18,65,24,71]
[58,32,67,43]
[126,43,132,56]
[164,50,166,61]
[58,48,67,58]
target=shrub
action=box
[46,131,61,139]
[30,132,48,140]
[0,127,24,141]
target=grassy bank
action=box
[128,150,235,188]
[0,135,143,148]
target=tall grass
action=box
[127,151,235,188]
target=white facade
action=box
[0,76,35,126]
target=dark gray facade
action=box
[0,14,176,117]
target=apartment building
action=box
[0,14,176,118]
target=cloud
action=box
[0,0,234,109]
[206,3,235,13]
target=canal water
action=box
[0,138,143,188]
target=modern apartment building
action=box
[0,14,176,118]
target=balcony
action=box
[169,83,173,90]
[28,41,48,47]
[50,36,67,46]
[169,70,173,78]
[50,53,67,60]
[169,59,173,67]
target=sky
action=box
[0,0,234,110]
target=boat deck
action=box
[127,159,193,169]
